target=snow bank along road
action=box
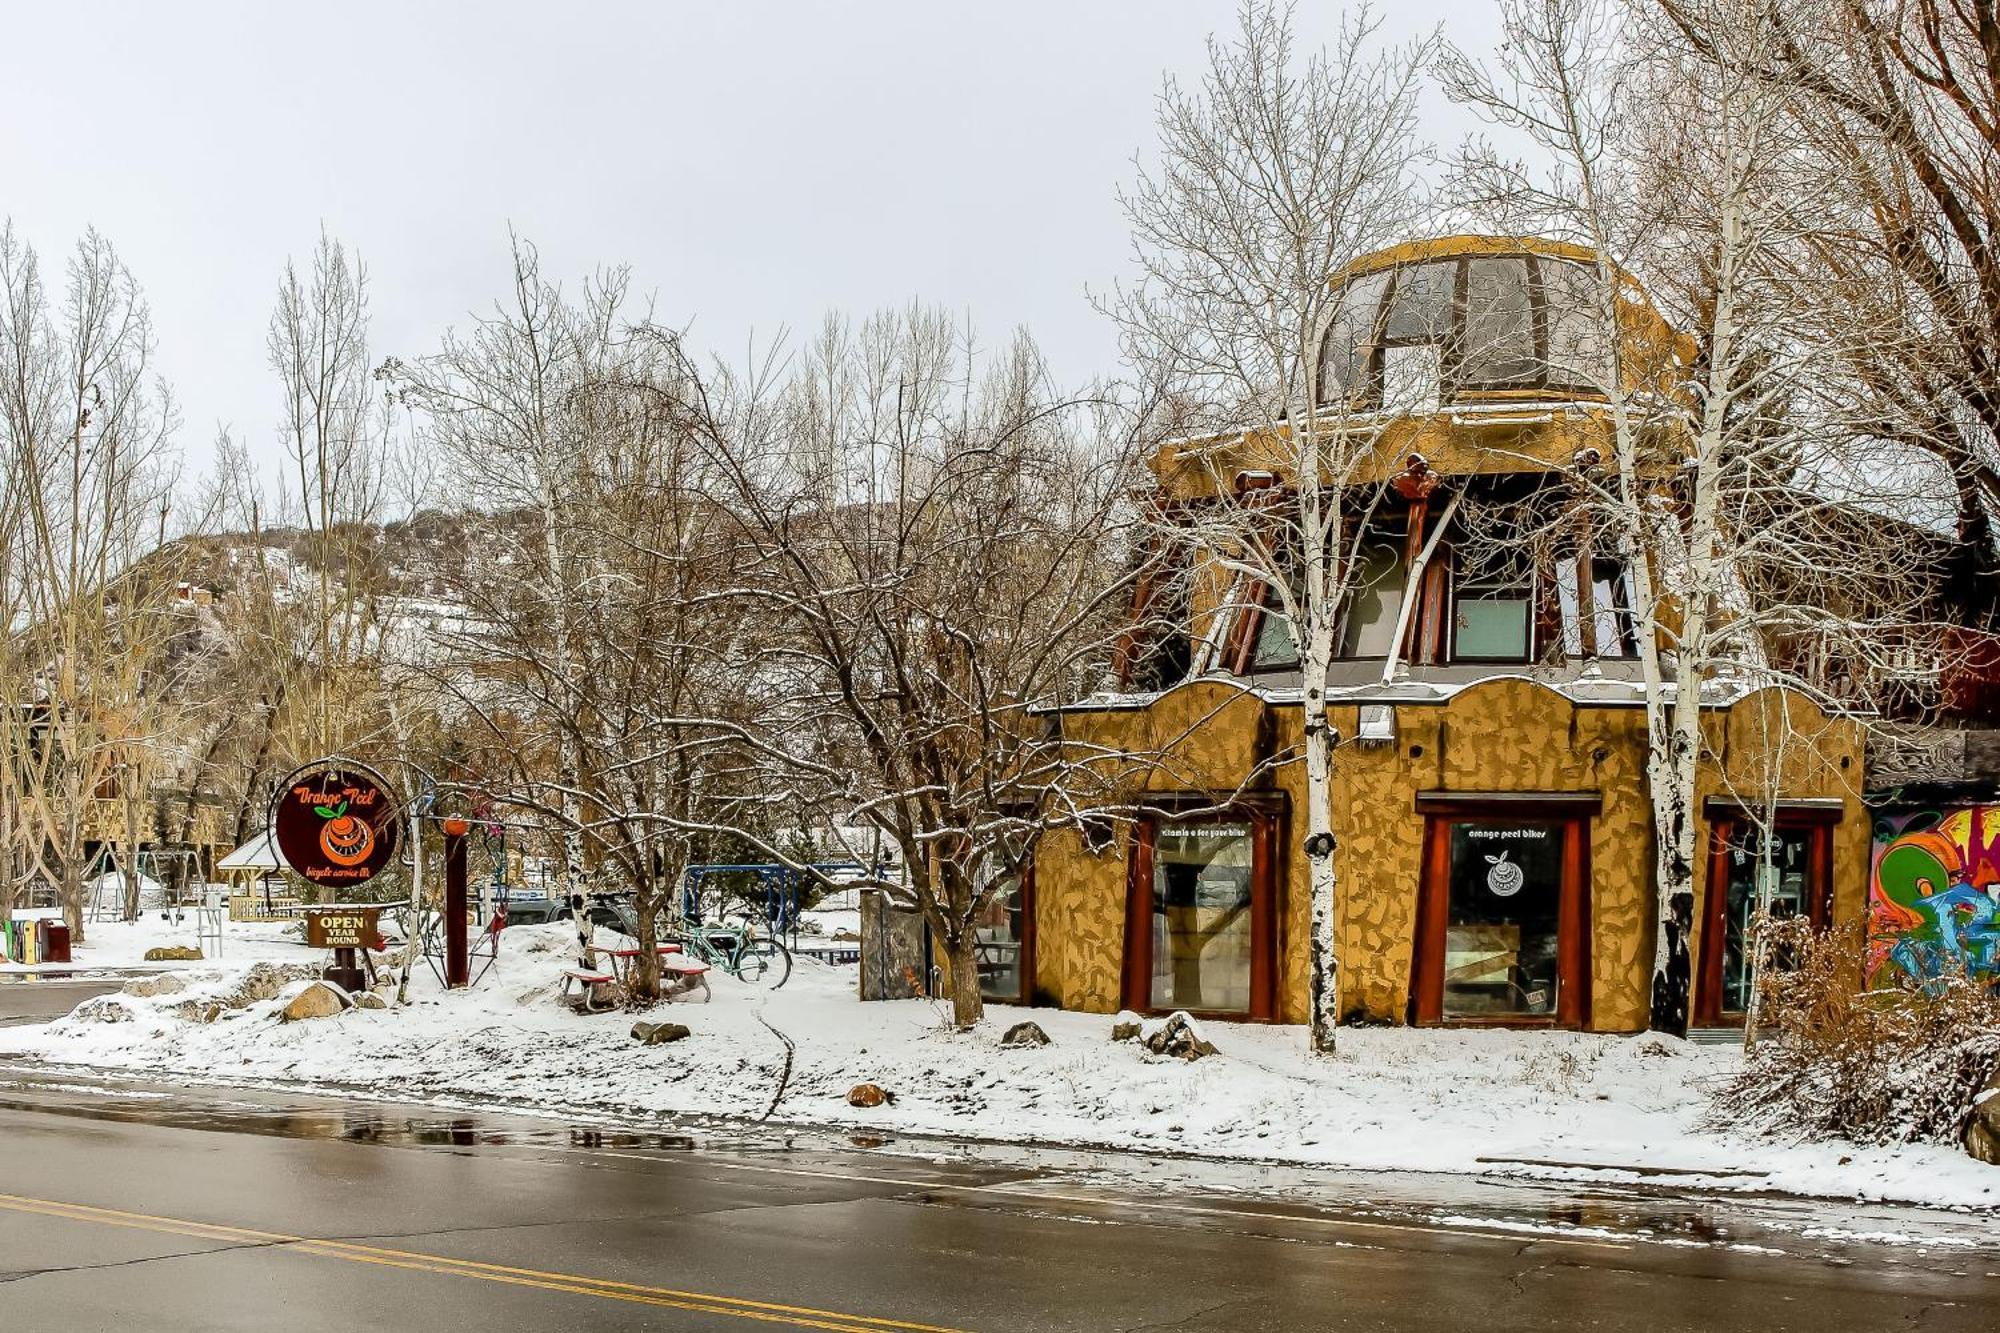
[0,1071,1992,1332]
[10,919,1996,1211]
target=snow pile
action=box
[3,922,1995,1211]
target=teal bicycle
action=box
[673,919,793,988]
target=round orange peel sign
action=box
[271,761,402,889]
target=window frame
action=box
[1446,545,1540,666]
[1410,796,1595,1028]
[1121,800,1285,1022]
[1693,809,1836,1026]
[1320,253,1612,411]
[1558,551,1641,661]
[1336,534,1413,661]
[1228,518,1421,674]
[1233,579,1300,675]
[1458,253,1541,389]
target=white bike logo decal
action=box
[1485,851,1524,897]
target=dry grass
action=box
[1709,918,2000,1146]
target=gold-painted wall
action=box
[1036,681,1269,1012]
[1035,678,1863,1032]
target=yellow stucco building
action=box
[977,236,1865,1033]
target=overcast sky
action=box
[2,2,1499,475]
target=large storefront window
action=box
[1125,809,1280,1019]
[1151,823,1254,1013]
[1443,822,1564,1017]
[1414,805,1590,1027]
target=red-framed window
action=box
[1121,803,1284,1021]
[1694,809,1836,1026]
[1410,797,1594,1027]
[975,859,1036,1005]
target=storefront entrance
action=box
[1411,797,1592,1027]
[1122,804,1282,1020]
[1694,809,1835,1026]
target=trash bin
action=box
[40,921,71,964]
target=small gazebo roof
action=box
[216,828,282,873]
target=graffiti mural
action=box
[1869,806,2000,988]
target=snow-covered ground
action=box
[1,915,1994,1212]
[797,906,860,939]
[1,911,312,973]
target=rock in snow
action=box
[630,1021,690,1045]
[1143,1011,1218,1061]
[143,945,203,962]
[1000,1020,1053,1048]
[69,996,134,1024]
[280,981,353,1022]
[847,1082,895,1108]
[1110,1011,1144,1043]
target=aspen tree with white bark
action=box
[1443,0,1933,1033]
[1108,1,1435,1051]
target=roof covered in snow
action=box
[217,829,281,872]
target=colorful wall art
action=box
[1869,805,2000,988]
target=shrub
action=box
[1708,917,2000,1146]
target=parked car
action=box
[499,898,561,928]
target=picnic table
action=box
[595,944,711,1004]
[604,944,681,987]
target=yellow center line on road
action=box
[0,1191,969,1333]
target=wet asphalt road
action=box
[0,1070,1992,1332]
[0,977,123,1025]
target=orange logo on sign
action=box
[321,816,374,866]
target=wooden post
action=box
[443,818,469,988]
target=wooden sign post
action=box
[304,906,385,992]
[442,818,469,988]
[271,760,404,994]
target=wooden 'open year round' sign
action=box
[271,761,402,890]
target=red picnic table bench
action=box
[560,945,710,1012]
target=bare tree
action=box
[0,223,185,938]
[1107,1,1435,1051]
[385,243,769,999]
[1654,0,2000,630]
[1443,0,1933,1033]
[268,232,398,761]
[689,307,1152,1028]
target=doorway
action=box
[1694,813,1834,1027]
